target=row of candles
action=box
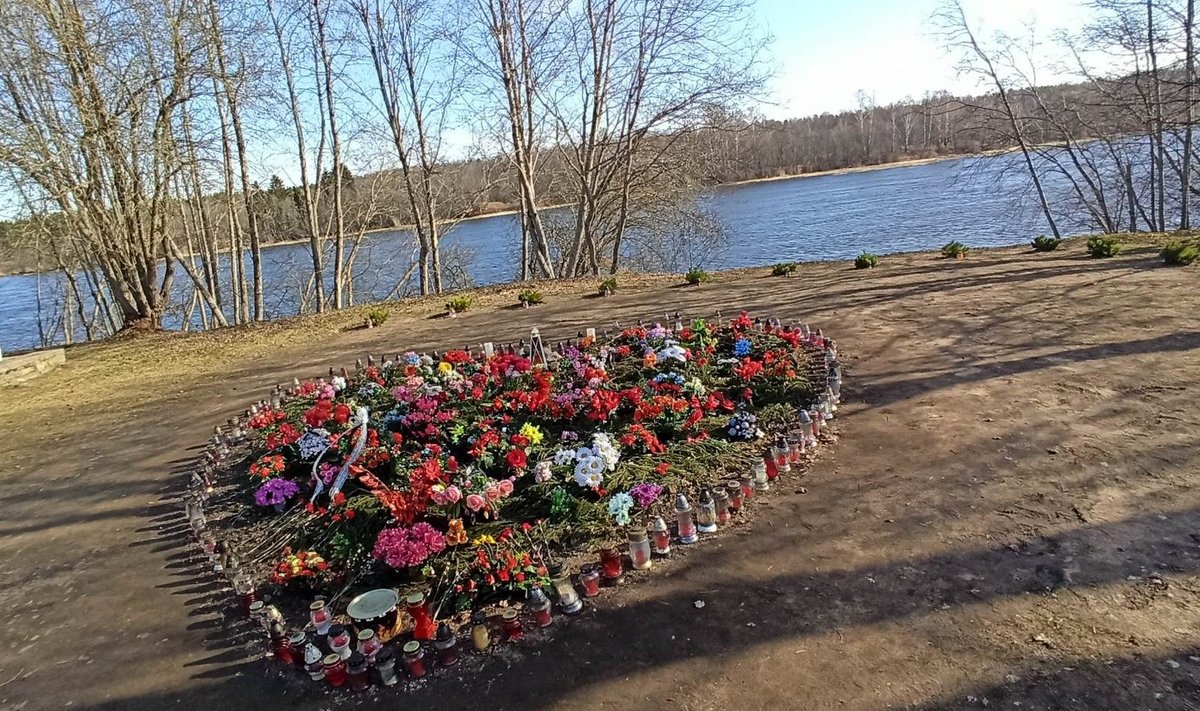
[183,313,840,692]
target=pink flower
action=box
[497,479,514,497]
[372,523,447,569]
[484,486,501,501]
[443,485,462,503]
[465,494,486,512]
[431,489,448,506]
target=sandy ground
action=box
[2,240,1200,711]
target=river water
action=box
[0,152,1052,353]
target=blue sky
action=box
[754,0,1091,118]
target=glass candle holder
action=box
[827,372,841,402]
[248,601,266,634]
[348,651,371,692]
[357,629,381,663]
[627,527,652,570]
[434,622,460,666]
[374,647,399,687]
[304,644,325,681]
[753,461,770,491]
[501,609,523,641]
[763,451,778,480]
[402,641,426,678]
[798,410,816,447]
[328,625,352,660]
[599,547,624,585]
[233,573,257,617]
[675,493,698,544]
[470,611,491,651]
[310,600,332,636]
[696,489,718,533]
[714,489,731,524]
[406,592,437,641]
[788,432,804,463]
[580,567,602,597]
[650,516,671,555]
[288,631,309,671]
[809,406,822,440]
[548,564,583,614]
[772,444,791,475]
[323,653,348,687]
[739,475,755,500]
[529,587,553,627]
[725,481,743,513]
[270,629,295,666]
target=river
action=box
[0,152,1054,353]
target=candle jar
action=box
[323,653,348,687]
[772,444,792,474]
[753,461,770,491]
[328,625,352,660]
[675,493,698,544]
[374,647,399,687]
[548,564,583,614]
[696,490,718,534]
[270,629,295,666]
[788,432,805,463]
[357,629,380,663]
[470,611,491,651]
[763,451,778,480]
[528,587,553,627]
[809,406,822,440]
[401,641,426,678]
[501,609,523,641]
[725,481,743,513]
[434,622,460,665]
[288,631,309,671]
[627,527,653,570]
[406,592,437,641]
[827,372,841,402]
[580,567,602,597]
[739,475,755,500]
[714,489,731,524]
[310,600,332,636]
[348,651,371,691]
[247,601,267,636]
[599,546,624,585]
[232,573,257,617]
[304,644,326,681]
[650,516,671,555]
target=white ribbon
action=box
[310,406,370,503]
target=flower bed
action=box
[186,313,842,689]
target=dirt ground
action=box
[2,240,1200,711]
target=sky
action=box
[753,0,1092,118]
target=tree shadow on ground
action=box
[81,502,1200,711]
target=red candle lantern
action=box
[725,481,743,513]
[599,546,624,585]
[401,641,426,678]
[233,572,257,616]
[714,488,731,524]
[501,609,524,641]
[739,475,755,500]
[323,653,348,687]
[270,627,295,666]
[288,631,308,671]
[356,629,381,663]
[627,527,653,570]
[763,451,778,480]
[328,624,352,660]
[528,587,553,627]
[309,600,332,636]
[650,516,671,555]
[406,592,437,641]
[434,623,460,666]
[347,651,371,692]
[580,567,602,597]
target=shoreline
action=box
[0,152,999,278]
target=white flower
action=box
[573,461,604,488]
[553,449,576,466]
[575,445,595,462]
[331,376,347,392]
[534,460,553,483]
[658,345,687,362]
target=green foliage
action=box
[445,295,473,313]
[362,306,389,327]
[598,277,618,296]
[684,268,711,285]
[941,241,969,258]
[771,262,798,276]
[1162,240,1199,266]
[854,252,880,269]
[1031,235,1062,252]
[517,289,544,305]
[1086,236,1121,258]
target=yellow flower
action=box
[437,362,453,374]
[471,534,497,546]
[519,423,543,445]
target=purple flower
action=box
[255,478,301,507]
[629,482,663,509]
